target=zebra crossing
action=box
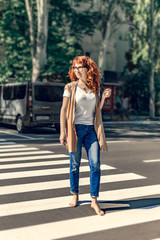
[0,138,160,240]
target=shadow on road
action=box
[105,123,160,140]
[79,197,160,213]
[102,197,160,213]
[0,123,57,134]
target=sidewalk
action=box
[103,114,160,124]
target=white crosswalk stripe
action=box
[0,144,26,149]
[0,154,69,161]
[0,141,15,145]
[0,184,160,217]
[0,150,53,157]
[0,147,39,152]
[0,161,115,170]
[0,164,112,180]
[0,173,145,195]
[0,207,160,240]
[0,158,92,169]
[143,159,160,163]
[0,139,159,240]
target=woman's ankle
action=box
[73,194,78,199]
[91,197,97,204]
[69,194,79,207]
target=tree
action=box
[25,0,49,82]
[149,0,155,118]
[92,0,135,82]
[0,0,96,83]
[0,0,32,82]
[41,0,96,82]
[125,0,160,117]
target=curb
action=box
[103,120,160,125]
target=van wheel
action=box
[16,116,25,133]
[55,123,60,133]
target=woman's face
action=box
[73,63,88,80]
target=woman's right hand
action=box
[59,96,69,147]
[102,88,112,100]
[59,133,67,147]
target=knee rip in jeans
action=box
[90,161,100,171]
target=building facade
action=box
[81,23,130,83]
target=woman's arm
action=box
[100,88,112,110]
[59,96,69,147]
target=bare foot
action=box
[91,202,104,216]
[69,194,78,207]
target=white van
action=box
[0,82,64,133]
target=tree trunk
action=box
[25,0,49,82]
[97,0,123,84]
[25,0,36,80]
[149,0,155,118]
[98,21,111,84]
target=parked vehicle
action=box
[0,81,64,133]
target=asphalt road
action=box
[0,122,160,240]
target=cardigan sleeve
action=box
[63,88,70,98]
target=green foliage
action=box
[123,0,160,115]
[0,0,32,82]
[42,0,97,82]
[122,65,150,113]
[155,70,160,116]
[41,0,95,82]
[131,0,160,68]
[0,0,96,83]
[123,65,160,115]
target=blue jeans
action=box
[69,124,101,198]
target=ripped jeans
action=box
[69,124,101,198]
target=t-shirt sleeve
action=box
[63,88,70,98]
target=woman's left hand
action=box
[102,88,112,100]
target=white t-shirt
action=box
[63,86,96,125]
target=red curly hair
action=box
[68,56,100,94]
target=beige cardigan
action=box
[64,81,107,152]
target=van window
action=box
[3,85,26,100]
[34,85,63,102]
[14,85,26,99]
[3,86,13,100]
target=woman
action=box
[59,56,111,216]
